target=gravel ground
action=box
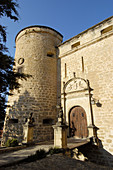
[1,154,112,170]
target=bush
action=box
[35,149,47,159]
[48,147,63,155]
[25,148,63,163]
[5,138,18,147]
[26,149,47,162]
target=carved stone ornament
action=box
[18,58,24,65]
[65,78,88,93]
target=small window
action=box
[71,41,80,49]
[101,25,113,35]
[18,58,24,65]
[17,66,24,73]
[43,118,54,125]
[73,113,75,117]
[9,119,18,123]
[81,113,84,117]
[47,52,54,57]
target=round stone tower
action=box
[3,26,63,143]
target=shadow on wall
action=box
[2,90,37,144]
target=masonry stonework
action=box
[2,26,63,144]
[58,16,113,167]
[2,16,113,166]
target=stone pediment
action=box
[64,77,88,93]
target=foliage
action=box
[35,149,47,159]
[26,149,47,162]
[5,138,18,147]
[0,0,19,47]
[48,147,63,155]
[23,147,64,163]
[0,1,30,124]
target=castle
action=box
[2,16,113,166]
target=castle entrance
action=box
[62,75,94,138]
[69,106,88,138]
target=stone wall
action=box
[2,26,63,144]
[58,16,113,163]
[2,15,113,165]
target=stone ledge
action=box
[0,145,27,154]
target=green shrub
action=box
[35,149,47,159]
[26,149,47,162]
[48,147,63,155]
[5,138,18,147]
[22,147,67,163]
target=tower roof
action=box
[15,25,63,42]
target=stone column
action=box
[22,124,35,144]
[53,106,68,148]
[88,124,99,144]
[53,123,68,148]
[22,113,35,144]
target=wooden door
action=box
[70,106,88,138]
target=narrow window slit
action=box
[65,63,67,78]
[47,52,54,57]
[81,56,84,73]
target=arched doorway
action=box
[69,106,88,138]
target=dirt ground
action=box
[1,154,112,170]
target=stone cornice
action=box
[58,30,113,59]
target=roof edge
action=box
[15,25,63,42]
[60,15,113,46]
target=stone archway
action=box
[69,106,88,138]
[61,76,95,138]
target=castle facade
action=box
[2,16,113,166]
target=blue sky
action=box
[1,0,113,57]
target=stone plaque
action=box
[65,79,88,93]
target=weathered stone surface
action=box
[2,16,113,165]
[58,16,113,165]
[2,26,63,144]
